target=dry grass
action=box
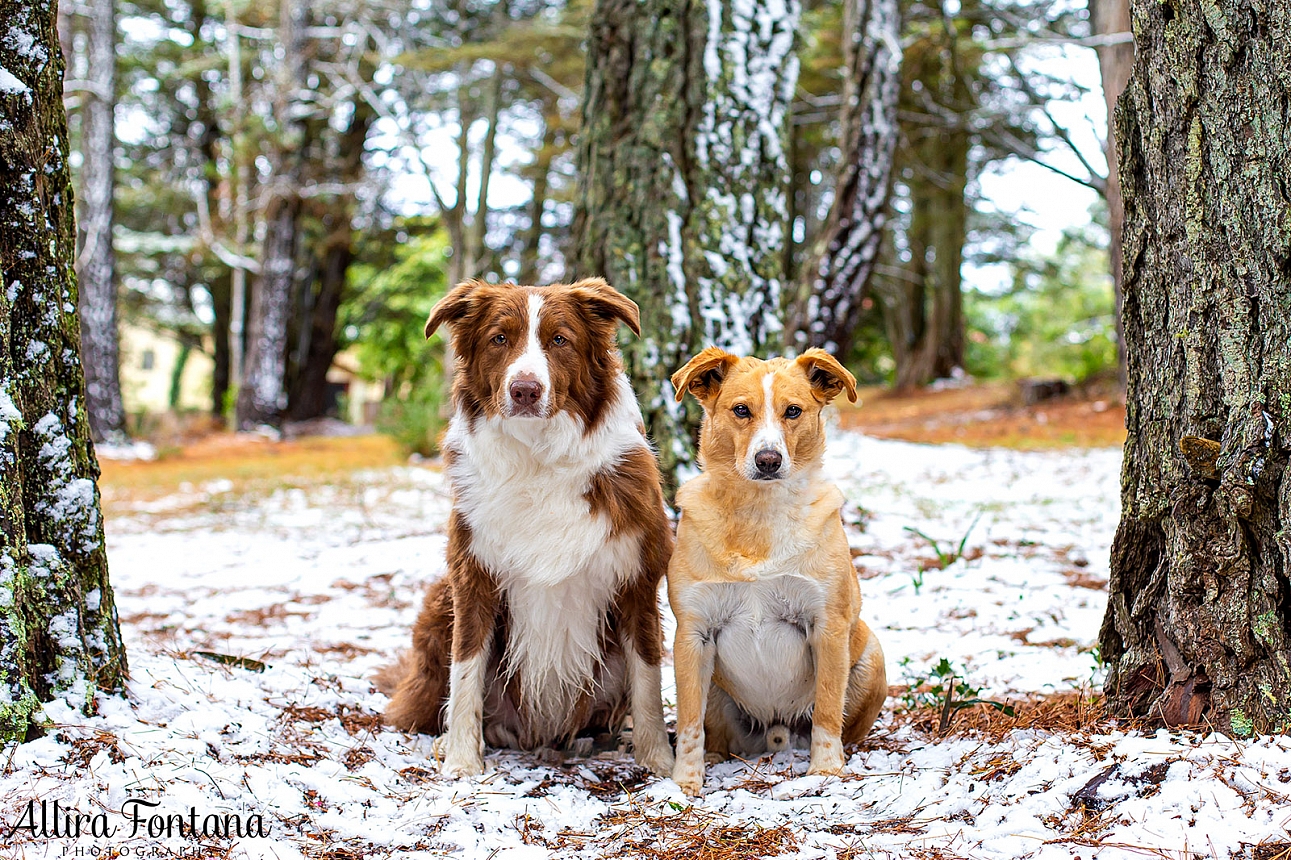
[879,690,1148,743]
[838,382,1126,450]
[98,434,409,509]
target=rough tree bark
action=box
[235,0,307,430]
[789,0,900,356]
[1098,0,1291,736]
[574,0,799,484]
[1,0,128,742]
[1091,0,1133,386]
[75,0,127,442]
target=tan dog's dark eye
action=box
[491,334,507,345]
[785,405,802,419]
[552,335,568,346]
[733,404,751,419]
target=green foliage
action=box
[965,220,1117,383]
[340,222,450,456]
[898,657,1016,728]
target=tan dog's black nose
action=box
[509,375,543,412]
[754,450,783,476]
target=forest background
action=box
[57,0,1130,461]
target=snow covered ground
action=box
[4,431,1291,859]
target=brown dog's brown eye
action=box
[784,405,802,419]
[552,334,568,346]
[491,334,506,345]
[733,404,751,419]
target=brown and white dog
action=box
[377,278,674,778]
[666,347,887,796]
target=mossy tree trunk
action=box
[574,0,799,486]
[1098,0,1291,736]
[0,0,129,743]
[789,0,900,357]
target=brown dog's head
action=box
[425,277,639,430]
[672,347,857,482]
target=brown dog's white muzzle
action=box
[508,373,544,417]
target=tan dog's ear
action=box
[425,279,491,339]
[796,348,858,403]
[672,347,738,404]
[567,277,641,337]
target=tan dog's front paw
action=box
[673,762,705,797]
[807,747,845,776]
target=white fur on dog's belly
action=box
[698,575,827,724]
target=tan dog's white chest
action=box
[681,572,828,723]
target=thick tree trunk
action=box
[76,0,126,442]
[574,0,799,485]
[235,0,307,430]
[287,98,372,422]
[288,235,349,421]
[1099,0,1291,736]
[1,0,128,742]
[237,193,301,429]
[790,0,900,356]
[1091,0,1133,387]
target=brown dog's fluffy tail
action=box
[377,577,453,734]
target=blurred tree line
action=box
[61,0,1129,456]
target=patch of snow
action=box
[0,66,28,95]
[4,435,1289,858]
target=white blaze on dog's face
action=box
[672,347,858,482]
[424,277,640,429]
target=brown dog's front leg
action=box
[671,617,716,796]
[438,515,499,777]
[807,618,850,776]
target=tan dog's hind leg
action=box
[807,617,851,776]
[842,622,888,746]
[671,620,717,796]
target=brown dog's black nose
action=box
[754,450,783,476]
[509,376,543,411]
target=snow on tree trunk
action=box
[1,0,128,743]
[574,0,799,486]
[789,0,900,356]
[235,0,307,430]
[76,0,127,443]
[1098,0,1291,736]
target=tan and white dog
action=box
[377,278,674,778]
[666,347,887,796]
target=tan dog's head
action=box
[672,347,857,482]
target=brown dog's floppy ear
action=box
[672,347,738,404]
[567,277,641,337]
[796,348,858,403]
[425,279,487,339]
